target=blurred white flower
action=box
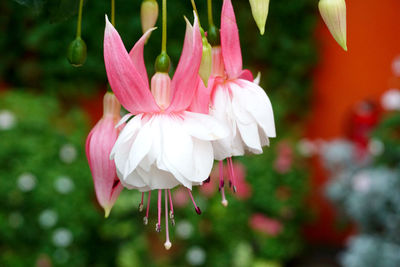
[39,210,58,228]
[54,176,75,194]
[176,220,193,240]
[186,246,206,266]
[59,144,77,164]
[368,139,384,156]
[17,172,37,192]
[381,89,400,111]
[353,172,371,193]
[0,110,16,130]
[8,212,23,228]
[52,228,73,247]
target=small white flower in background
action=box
[392,56,400,76]
[175,220,194,240]
[186,246,206,266]
[52,228,73,247]
[59,144,77,164]
[0,110,16,130]
[17,172,37,192]
[297,138,317,157]
[8,212,24,228]
[381,89,400,111]
[368,139,384,156]
[39,210,58,229]
[353,172,371,193]
[53,249,69,264]
[54,176,75,194]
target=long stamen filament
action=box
[164,189,172,250]
[228,157,237,192]
[156,189,162,232]
[161,0,167,52]
[144,191,151,225]
[168,189,175,226]
[76,0,84,37]
[139,192,145,212]
[187,189,201,214]
[219,161,228,206]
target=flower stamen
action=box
[187,189,201,214]
[164,189,172,250]
[144,191,151,225]
[139,192,145,212]
[219,161,228,206]
[168,189,175,226]
[156,189,162,232]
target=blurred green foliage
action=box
[0,0,317,266]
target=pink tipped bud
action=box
[319,0,347,51]
[151,72,171,110]
[211,46,225,77]
[141,0,159,38]
[86,92,123,218]
[249,0,270,35]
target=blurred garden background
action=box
[1,0,400,266]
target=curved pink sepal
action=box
[104,16,160,114]
[166,14,202,113]
[128,28,156,89]
[188,77,214,114]
[86,117,124,215]
[221,0,242,79]
[238,69,254,82]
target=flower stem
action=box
[207,0,214,26]
[161,0,167,53]
[190,0,202,28]
[76,0,84,38]
[111,0,115,26]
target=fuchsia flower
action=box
[210,0,276,161]
[86,92,124,218]
[104,15,227,192]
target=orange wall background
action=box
[305,0,400,243]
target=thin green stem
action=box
[76,0,84,38]
[207,0,213,26]
[161,0,167,53]
[190,0,202,28]
[111,0,115,26]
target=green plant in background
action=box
[0,0,317,265]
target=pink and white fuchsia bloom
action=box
[210,0,276,162]
[86,92,124,218]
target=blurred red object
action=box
[249,213,283,236]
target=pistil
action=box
[156,189,162,232]
[164,189,172,250]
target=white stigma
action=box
[164,241,172,250]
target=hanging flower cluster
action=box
[84,0,348,250]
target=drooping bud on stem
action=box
[151,72,171,110]
[318,0,347,51]
[249,0,270,35]
[67,37,87,67]
[199,29,212,87]
[141,0,159,41]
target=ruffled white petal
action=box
[112,112,226,191]
[210,79,276,160]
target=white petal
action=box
[182,111,228,141]
[115,113,133,128]
[236,121,262,153]
[190,138,214,182]
[124,117,154,177]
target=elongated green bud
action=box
[319,0,347,51]
[67,37,87,67]
[199,29,212,87]
[141,0,159,38]
[249,0,270,35]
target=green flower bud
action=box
[249,0,270,35]
[207,24,220,46]
[199,35,212,87]
[141,0,159,37]
[155,52,171,73]
[67,37,87,67]
[319,0,347,51]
